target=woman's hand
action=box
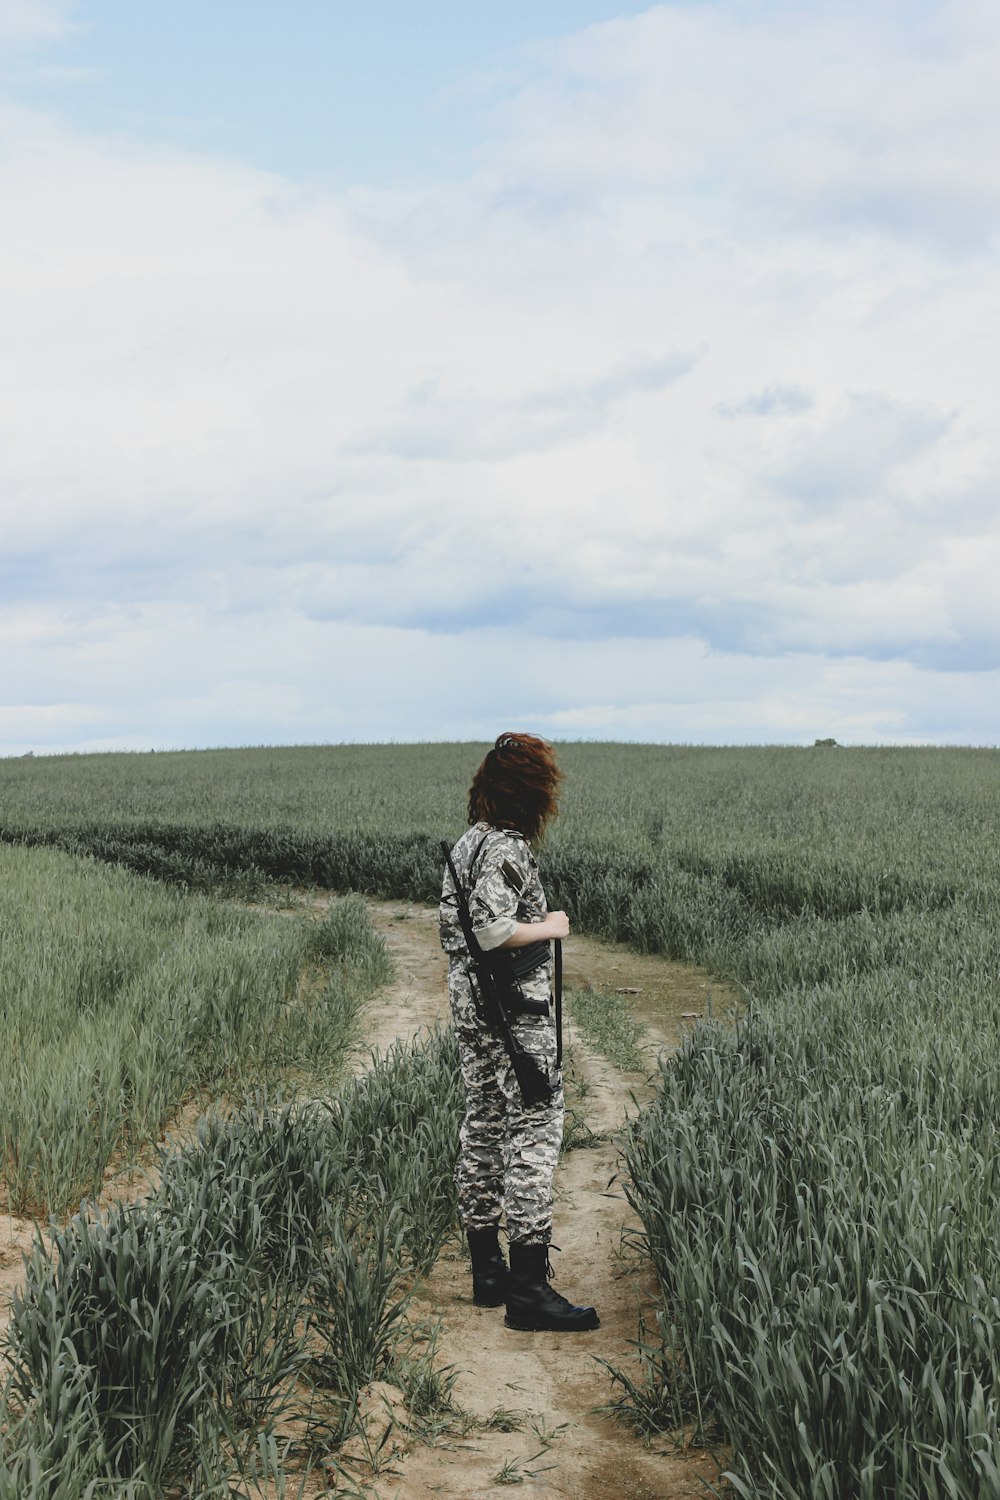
[543,910,570,940]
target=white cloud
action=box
[0,0,70,45]
[717,385,814,419]
[491,1,1000,254]
[2,602,997,756]
[1,1,999,747]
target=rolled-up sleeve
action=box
[475,913,519,951]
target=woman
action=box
[439,732,599,1332]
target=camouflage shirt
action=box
[439,822,548,956]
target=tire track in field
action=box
[357,898,729,1500]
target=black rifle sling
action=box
[441,834,490,962]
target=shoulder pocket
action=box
[499,857,526,894]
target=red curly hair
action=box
[467,732,564,844]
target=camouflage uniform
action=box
[440,822,564,1247]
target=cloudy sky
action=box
[2,0,998,752]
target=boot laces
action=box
[543,1245,576,1309]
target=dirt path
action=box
[355,900,731,1500]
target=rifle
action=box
[441,839,556,1107]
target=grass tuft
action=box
[564,985,647,1071]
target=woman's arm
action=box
[499,910,570,948]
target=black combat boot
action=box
[504,1242,600,1331]
[468,1226,509,1307]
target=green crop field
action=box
[2,1029,465,1497]
[1,740,999,1496]
[0,844,389,1218]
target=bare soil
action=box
[0,897,737,1499]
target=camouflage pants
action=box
[449,958,564,1247]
